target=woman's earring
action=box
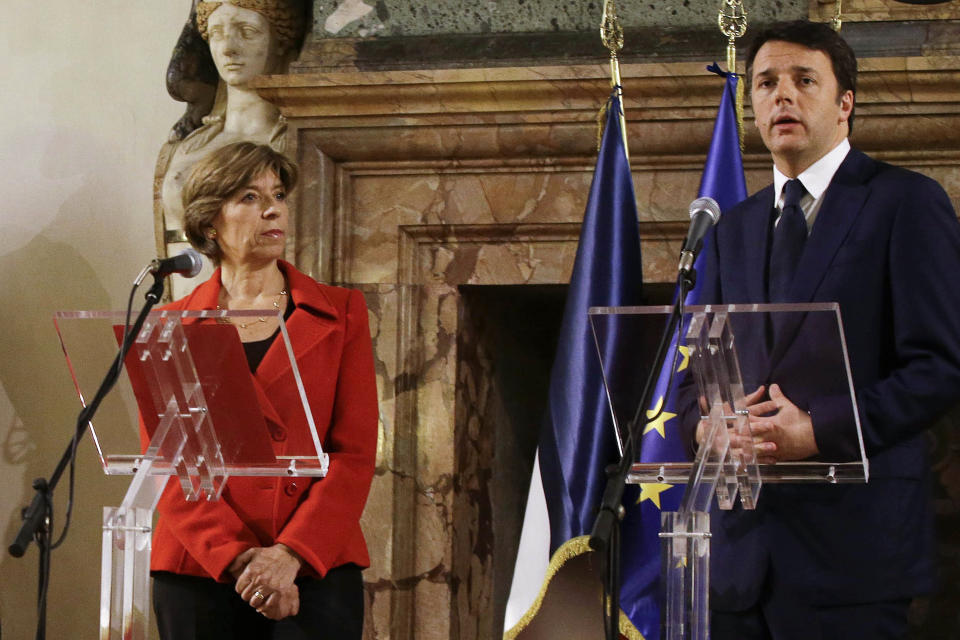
[207,229,218,239]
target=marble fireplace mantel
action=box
[252,58,960,640]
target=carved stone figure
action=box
[156,0,307,262]
[164,4,219,143]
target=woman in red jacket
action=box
[151,141,378,639]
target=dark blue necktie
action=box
[768,179,808,302]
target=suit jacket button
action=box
[284,482,298,496]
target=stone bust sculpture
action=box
[156,0,307,252]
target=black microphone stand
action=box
[589,267,695,640]
[7,270,167,640]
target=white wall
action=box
[0,2,185,638]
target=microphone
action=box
[677,196,721,274]
[149,248,204,278]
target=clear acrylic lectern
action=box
[54,309,329,640]
[589,303,867,640]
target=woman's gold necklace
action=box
[217,289,288,329]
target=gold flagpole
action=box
[718,0,748,150]
[601,0,629,158]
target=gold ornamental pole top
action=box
[601,0,625,82]
[717,0,747,73]
[600,0,629,156]
[832,0,844,31]
[717,0,748,150]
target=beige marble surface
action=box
[811,0,960,23]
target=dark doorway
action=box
[452,282,675,638]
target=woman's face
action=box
[212,170,288,267]
[207,3,280,87]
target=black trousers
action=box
[152,564,363,640]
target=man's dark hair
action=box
[746,20,858,133]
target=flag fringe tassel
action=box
[503,535,647,640]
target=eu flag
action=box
[617,67,748,640]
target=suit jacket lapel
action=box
[744,187,776,303]
[727,188,777,379]
[788,149,871,303]
[767,149,872,368]
[256,261,340,390]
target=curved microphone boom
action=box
[149,248,204,278]
[677,196,722,274]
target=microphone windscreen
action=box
[688,196,721,225]
[178,248,204,278]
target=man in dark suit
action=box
[691,20,960,639]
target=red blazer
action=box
[149,260,378,582]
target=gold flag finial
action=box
[718,0,747,73]
[717,0,748,151]
[832,0,843,31]
[599,0,629,156]
[601,0,625,59]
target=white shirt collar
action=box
[773,138,851,208]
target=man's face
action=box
[750,40,854,177]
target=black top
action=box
[241,297,295,372]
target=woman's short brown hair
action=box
[182,141,298,263]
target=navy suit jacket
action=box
[688,148,960,610]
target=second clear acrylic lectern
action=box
[54,309,329,640]
[589,303,867,640]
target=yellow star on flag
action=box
[637,482,673,509]
[677,345,691,372]
[643,395,676,439]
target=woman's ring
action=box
[253,590,266,603]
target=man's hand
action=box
[746,383,818,462]
[696,386,768,452]
[233,544,303,620]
